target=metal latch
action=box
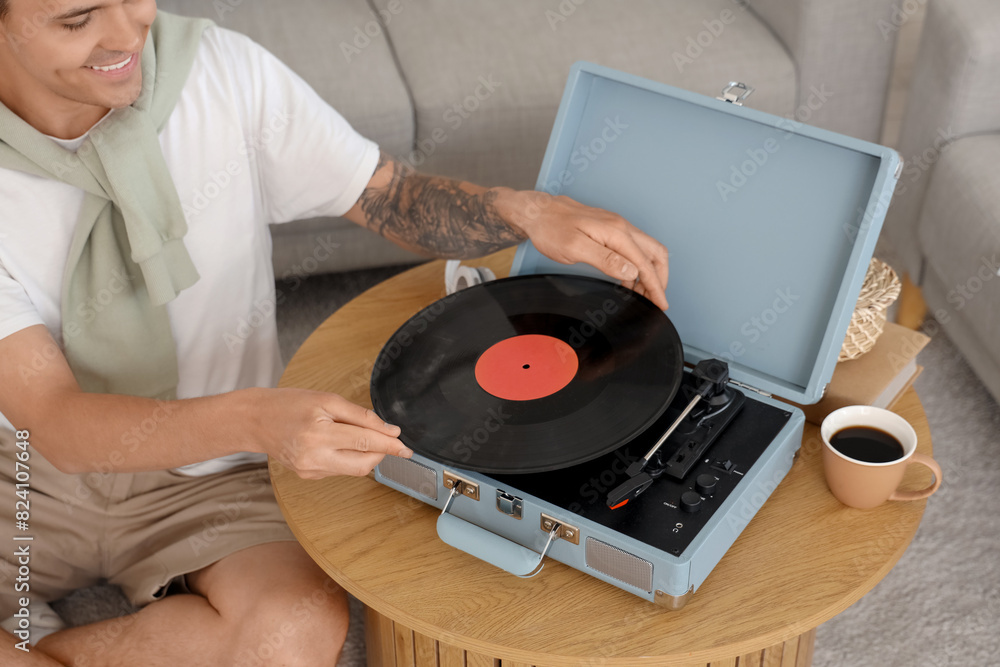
[728,378,771,398]
[496,490,523,519]
[717,81,754,106]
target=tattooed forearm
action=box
[355,152,524,258]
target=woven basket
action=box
[839,257,902,361]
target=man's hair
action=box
[0,0,8,21]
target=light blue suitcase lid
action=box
[511,62,901,405]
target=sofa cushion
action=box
[159,0,414,157]
[917,134,1000,352]
[372,0,796,190]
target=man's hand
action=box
[251,388,412,480]
[345,152,670,310]
[492,188,670,310]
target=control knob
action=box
[695,474,717,496]
[680,491,702,513]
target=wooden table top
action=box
[271,248,932,666]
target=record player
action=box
[372,63,901,609]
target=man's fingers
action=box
[631,228,670,290]
[322,421,412,458]
[326,398,401,436]
[608,227,669,310]
[583,230,668,310]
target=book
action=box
[786,321,930,425]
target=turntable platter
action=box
[370,274,683,473]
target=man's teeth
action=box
[89,55,132,72]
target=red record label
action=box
[475,334,579,401]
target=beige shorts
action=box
[0,429,295,619]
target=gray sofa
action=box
[878,0,1000,405]
[161,0,901,276]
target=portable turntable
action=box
[372,63,901,609]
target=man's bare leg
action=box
[1,631,66,666]
[19,542,346,667]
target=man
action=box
[0,1,669,665]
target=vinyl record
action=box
[370,274,683,474]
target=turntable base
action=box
[271,249,934,667]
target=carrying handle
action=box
[436,484,560,578]
[437,514,560,578]
[889,453,943,502]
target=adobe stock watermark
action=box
[672,0,750,73]
[717,286,800,363]
[187,468,271,557]
[559,285,636,357]
[545,0,588,31]
[46,113,122,180]
[15,269,137,385]
[567,448,635,514]
[59,401,180,514]
[187,494,254,556]
[231,578,343,667]
[3,0,72,46]
[944,254,1000,312]
[399,75,503,171]
[724,466,788,536]
[843,188,894,246]
[716,86,834,202]
[368,292,460,382]
[223,233,340,352]
[339,0,408,63]
[212,0,245,21]
[390,471,439,526]
[875,253,1000,346]
[893,126,956,197]
[183,109,293,219]
[878,0,927,39]
[452,407,512,463]
[536,115,630,197]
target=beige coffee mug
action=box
[821,406,942,509]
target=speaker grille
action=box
[585,537,653,593]
[377,456,438,500]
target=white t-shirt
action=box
[0,26,380,474]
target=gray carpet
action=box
[51,264,1000,666]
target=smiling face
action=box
[0,0,157,138]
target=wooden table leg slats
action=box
[438,642,466,667]
[415,631,439,666]
[794,629,816,667]
[394,622,416,666]
[364,610,817,667]
[365,605,397,666]
[466,652,499,667]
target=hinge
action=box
[717,81,754,106]
[729,379,771,398]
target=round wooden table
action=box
[271,249,933,667]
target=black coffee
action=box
[830,426,904,463]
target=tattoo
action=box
[356,152,523,257]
